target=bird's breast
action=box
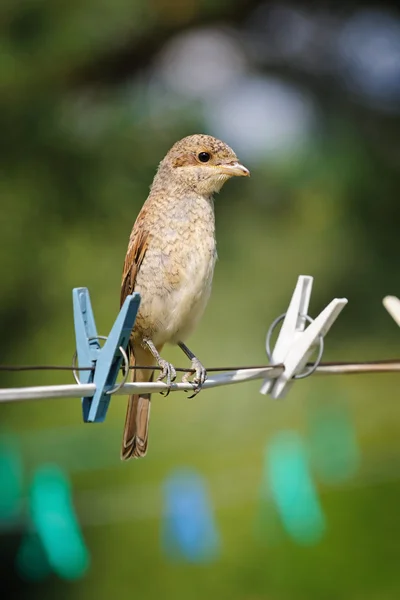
[133,194,217,345]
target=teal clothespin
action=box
[266,431,326,545]
[72,288,140,423]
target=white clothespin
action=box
[383,296,400,327]
[260,275,348,399]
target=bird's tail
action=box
[120,345,157,460]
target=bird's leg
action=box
[143,338,176,397]
[178,341,207,398]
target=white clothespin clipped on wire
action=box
[383,295,400,326]
[260,275,348,399]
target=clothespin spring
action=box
[72,335,130,395]
[266,313,324,380]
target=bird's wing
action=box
[120,225,149,307]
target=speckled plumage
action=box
[120,134,249,460]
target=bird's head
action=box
[156,134,250,196]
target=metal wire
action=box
[2,360,400,374]
[0,364,275,373]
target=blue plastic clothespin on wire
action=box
[72,288,140,423]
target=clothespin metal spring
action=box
[266,312,324,380]
[72,336,130,395]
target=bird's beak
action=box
[217,161,250,177]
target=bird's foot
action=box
[156,358,177,397]
[182,357,207,398]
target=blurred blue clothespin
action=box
[261,275,348,398]
[72,287,140,423]
[162,469,220,562]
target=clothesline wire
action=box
[1,359,400,374]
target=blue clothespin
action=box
[162,469,220,562]
[72,287,140,423]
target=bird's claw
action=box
[157,359,177,397]
[182,357,207,398]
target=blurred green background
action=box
[2,0,400,598]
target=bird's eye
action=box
[198,152,211,163]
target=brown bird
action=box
[120,134,249,459]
